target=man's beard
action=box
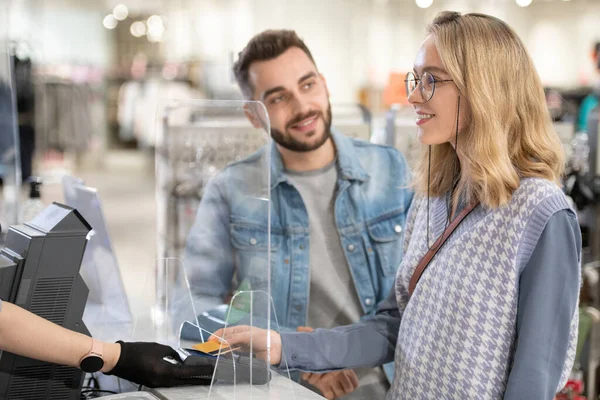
[270,104,332,153]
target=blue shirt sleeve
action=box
[183,177,235,314]
[279,286,401,372]
[504,210,581,399]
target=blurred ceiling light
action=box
[130,21,146,37]
[103,14,118,29]
[147,15,164,30]
[147,33,164,43]
[113,4,129,21]
[147,25,166,43]
[516,0,533,6]
[147,15,165,43]
[415,0,433,8]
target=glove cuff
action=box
[104,341,127,377]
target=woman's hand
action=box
[211,326,282,365]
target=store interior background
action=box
[7,0,600,101]
[1,0,600,354]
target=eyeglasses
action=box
[405,71,453,102]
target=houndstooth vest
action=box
[387,178,579,399]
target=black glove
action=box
[105,341,214,388]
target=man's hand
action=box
[104,341,214,388]
[297,327,359,399]
[211,326,282,365]
[303,370,360,399]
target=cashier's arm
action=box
[0,300,120,371]
[0,301,216,388]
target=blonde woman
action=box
[212,11,581,399]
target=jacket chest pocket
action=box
[366,213,405,276]
[230,224,283,289]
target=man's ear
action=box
[244,103,269,131]
[244,104,263,129]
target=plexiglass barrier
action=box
[155,100,296,398]
[131,258,207,348]
[62,175,133,341]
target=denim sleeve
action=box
[504,210,581,400]
[279,286,400,372]
[183,177,234,314]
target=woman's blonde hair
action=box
[415,11,565,209]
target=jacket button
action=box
[394,225,402,233]
[295,305,303,311]
[365,298,373,306]
[348,244,355,252]
[299,244,305,250]
[249,238,257,245]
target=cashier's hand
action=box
[297,327,360,400]
[210,326,282,365]
[104,341,214,388]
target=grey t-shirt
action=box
[286,161,389,399]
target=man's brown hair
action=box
[233,30,316,99]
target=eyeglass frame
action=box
[404,71,454,102]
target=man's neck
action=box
[278,137,336,172]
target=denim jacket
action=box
[184,131,413,378]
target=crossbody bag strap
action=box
[408,202,479,297]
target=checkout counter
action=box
[98,375,324,399]
[151,375,325,399]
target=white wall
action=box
[9,0,113,67]
[522,1,600,87]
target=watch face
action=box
[80,355,104,373]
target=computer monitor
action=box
[0,203,91,399]
[61,176,132,337]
